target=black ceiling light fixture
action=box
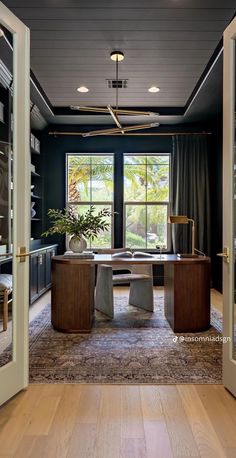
[71,51,159,137]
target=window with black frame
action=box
[66,153,170,250]
[66,153,114,249]
[123,154,170,250]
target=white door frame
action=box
[223,16,236,397]
[0,1,30,405]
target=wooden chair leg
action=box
[3,289,8,331]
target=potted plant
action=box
[42,206,112,252]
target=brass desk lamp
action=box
[169,215,197,257]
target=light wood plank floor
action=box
[0,384,235,457]
[1,288,233,458]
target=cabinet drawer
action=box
[30,254,38,303]
[29,246,58,304]
[38,252,46,294]
[45,248,57,288]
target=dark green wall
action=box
[209,118,223,292]
[40,122,223,290]
[41,126,172,253]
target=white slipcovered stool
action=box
[0,274,13,331]
[95,264,153,319]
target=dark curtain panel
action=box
[171,134,211,255]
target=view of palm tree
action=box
[67,153,170,249]
[67,154,113,248]
[124,154,170,249]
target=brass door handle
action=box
[17,247,35,262]
[0,248,41,262]
[0,252,31,258]
[217,247,229,263]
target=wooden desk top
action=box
[52,254,210,265]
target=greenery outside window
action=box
[124,154,170,250]
[66,154,114,248]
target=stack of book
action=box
[63,251,95,259]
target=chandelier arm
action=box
[107,105,124,133]
[71,105,159,117]
[82,127,122,137]
[82,122,159,137]
[70,105,110,113]
[112,108,159,116]
[118,122,159,132]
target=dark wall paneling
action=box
[209,117,223,292]
[41,126,173,285]
[41,122,222,288]
[41,126,174,243]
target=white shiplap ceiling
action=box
[2,0,235,116]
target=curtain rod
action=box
[48,131,211,137]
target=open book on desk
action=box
[111,251,155,258]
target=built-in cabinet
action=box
[31,134,42,240]
[0,58,55,306]
[31,133,57,303]
[29,244,58,304]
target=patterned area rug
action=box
[27,291,223,384]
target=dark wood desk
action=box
[51,255,210,333]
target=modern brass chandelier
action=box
[71,51,159,137]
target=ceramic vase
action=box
[69,235,87,253]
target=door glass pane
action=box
[234,47,236,360]
[0,25,13,367]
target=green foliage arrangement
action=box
[42,206,112,241]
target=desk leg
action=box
[51,262,95,333]
[164,263,210,332]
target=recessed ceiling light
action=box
[148,86,160,93]
[77,86,89,93]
